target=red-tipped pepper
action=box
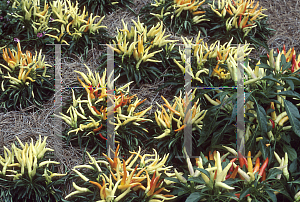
[230,165,239,179]
[229,163,234,172]
[269,119,275,128]
[253,157,260,173]
[93,124,103,132]
[258,157,269,177]
[277,48,280,54]
[261,170,266,181]
[238,151,248,169]
[98,133,107,140]
[225,173,231,180]
[283,44,286,54]
[235,193,250,198]
[238,15,242,27]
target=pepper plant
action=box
[0,42,54,111]
[47,0,108,58]
[56,66,153,156]
[65,144,176,201]
[150,90,207,165]
[2,0,55,51]
[0,136,66,202]
[205,0,274,50]
[158,34,254,96]
[139,0,209,34]
[77,0,134,15]
[98,19,178,86]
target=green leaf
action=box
[289,159,297,173]
[185,192,202,202]
[265,189,277,202]
[285,80,294,91]
[281,61,291,72]
[254,102,268,134]
[283,99,300,137]
[276,91,300,99]
[195,168,210,179]
[239,187,252,199]
[283,144,297,161]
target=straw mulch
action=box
[0,0,299,197]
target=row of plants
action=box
[140,0,274,49]
[0,0,273,58]
[0,136,300,201]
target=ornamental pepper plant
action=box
[57,66,153,156]
[65,144,176,201]
[2,0,55,51]
[77,0,134,15]
[0,136,66,202]
[0,42,54,111]
[151,90,208,165]
[98,19,178,86]
[205,0,275,50]
[47,0,108,58]
[139,0,209,34]
[158,34,254,96]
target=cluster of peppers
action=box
[56,65,153,140]
[1,42,50,92]
[0,136,65,182]
[45,0,106,43]
[149,0,209,24]
[11,0,50,34]
[67,144,177,201]
[107,18,178,70]
[172,146,289,201]
[266,45,300,74]
[174,33,253,84]
[154,90,207,139]
[209,0,268,37]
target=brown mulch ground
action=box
[0,0,299,197]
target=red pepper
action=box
[277,48,280,54]
[98,133,107,140]
[91,106,101,115]
[258,157,269,177]
[253,157,260,173]
[291,63,295,73]
[291,55,296,73]
[214,170,218,180]
[261,170,266,181]
[238,151,248,169]
[232,0,236,6]
[93,124,103,132]
[114,102,123,111]
[238,151,244,168]
[242,24,253,29]
[94,83,100,97]
[238,15,242,27]
[225,173,231,180]
[283,44,286,54]
[209,151,214,160]
[267,53,269,58]
[229,163,234,172]
[230,165,239,179]
[235,193,250,198]
[89,84,94,93]
[269,119,275,128]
